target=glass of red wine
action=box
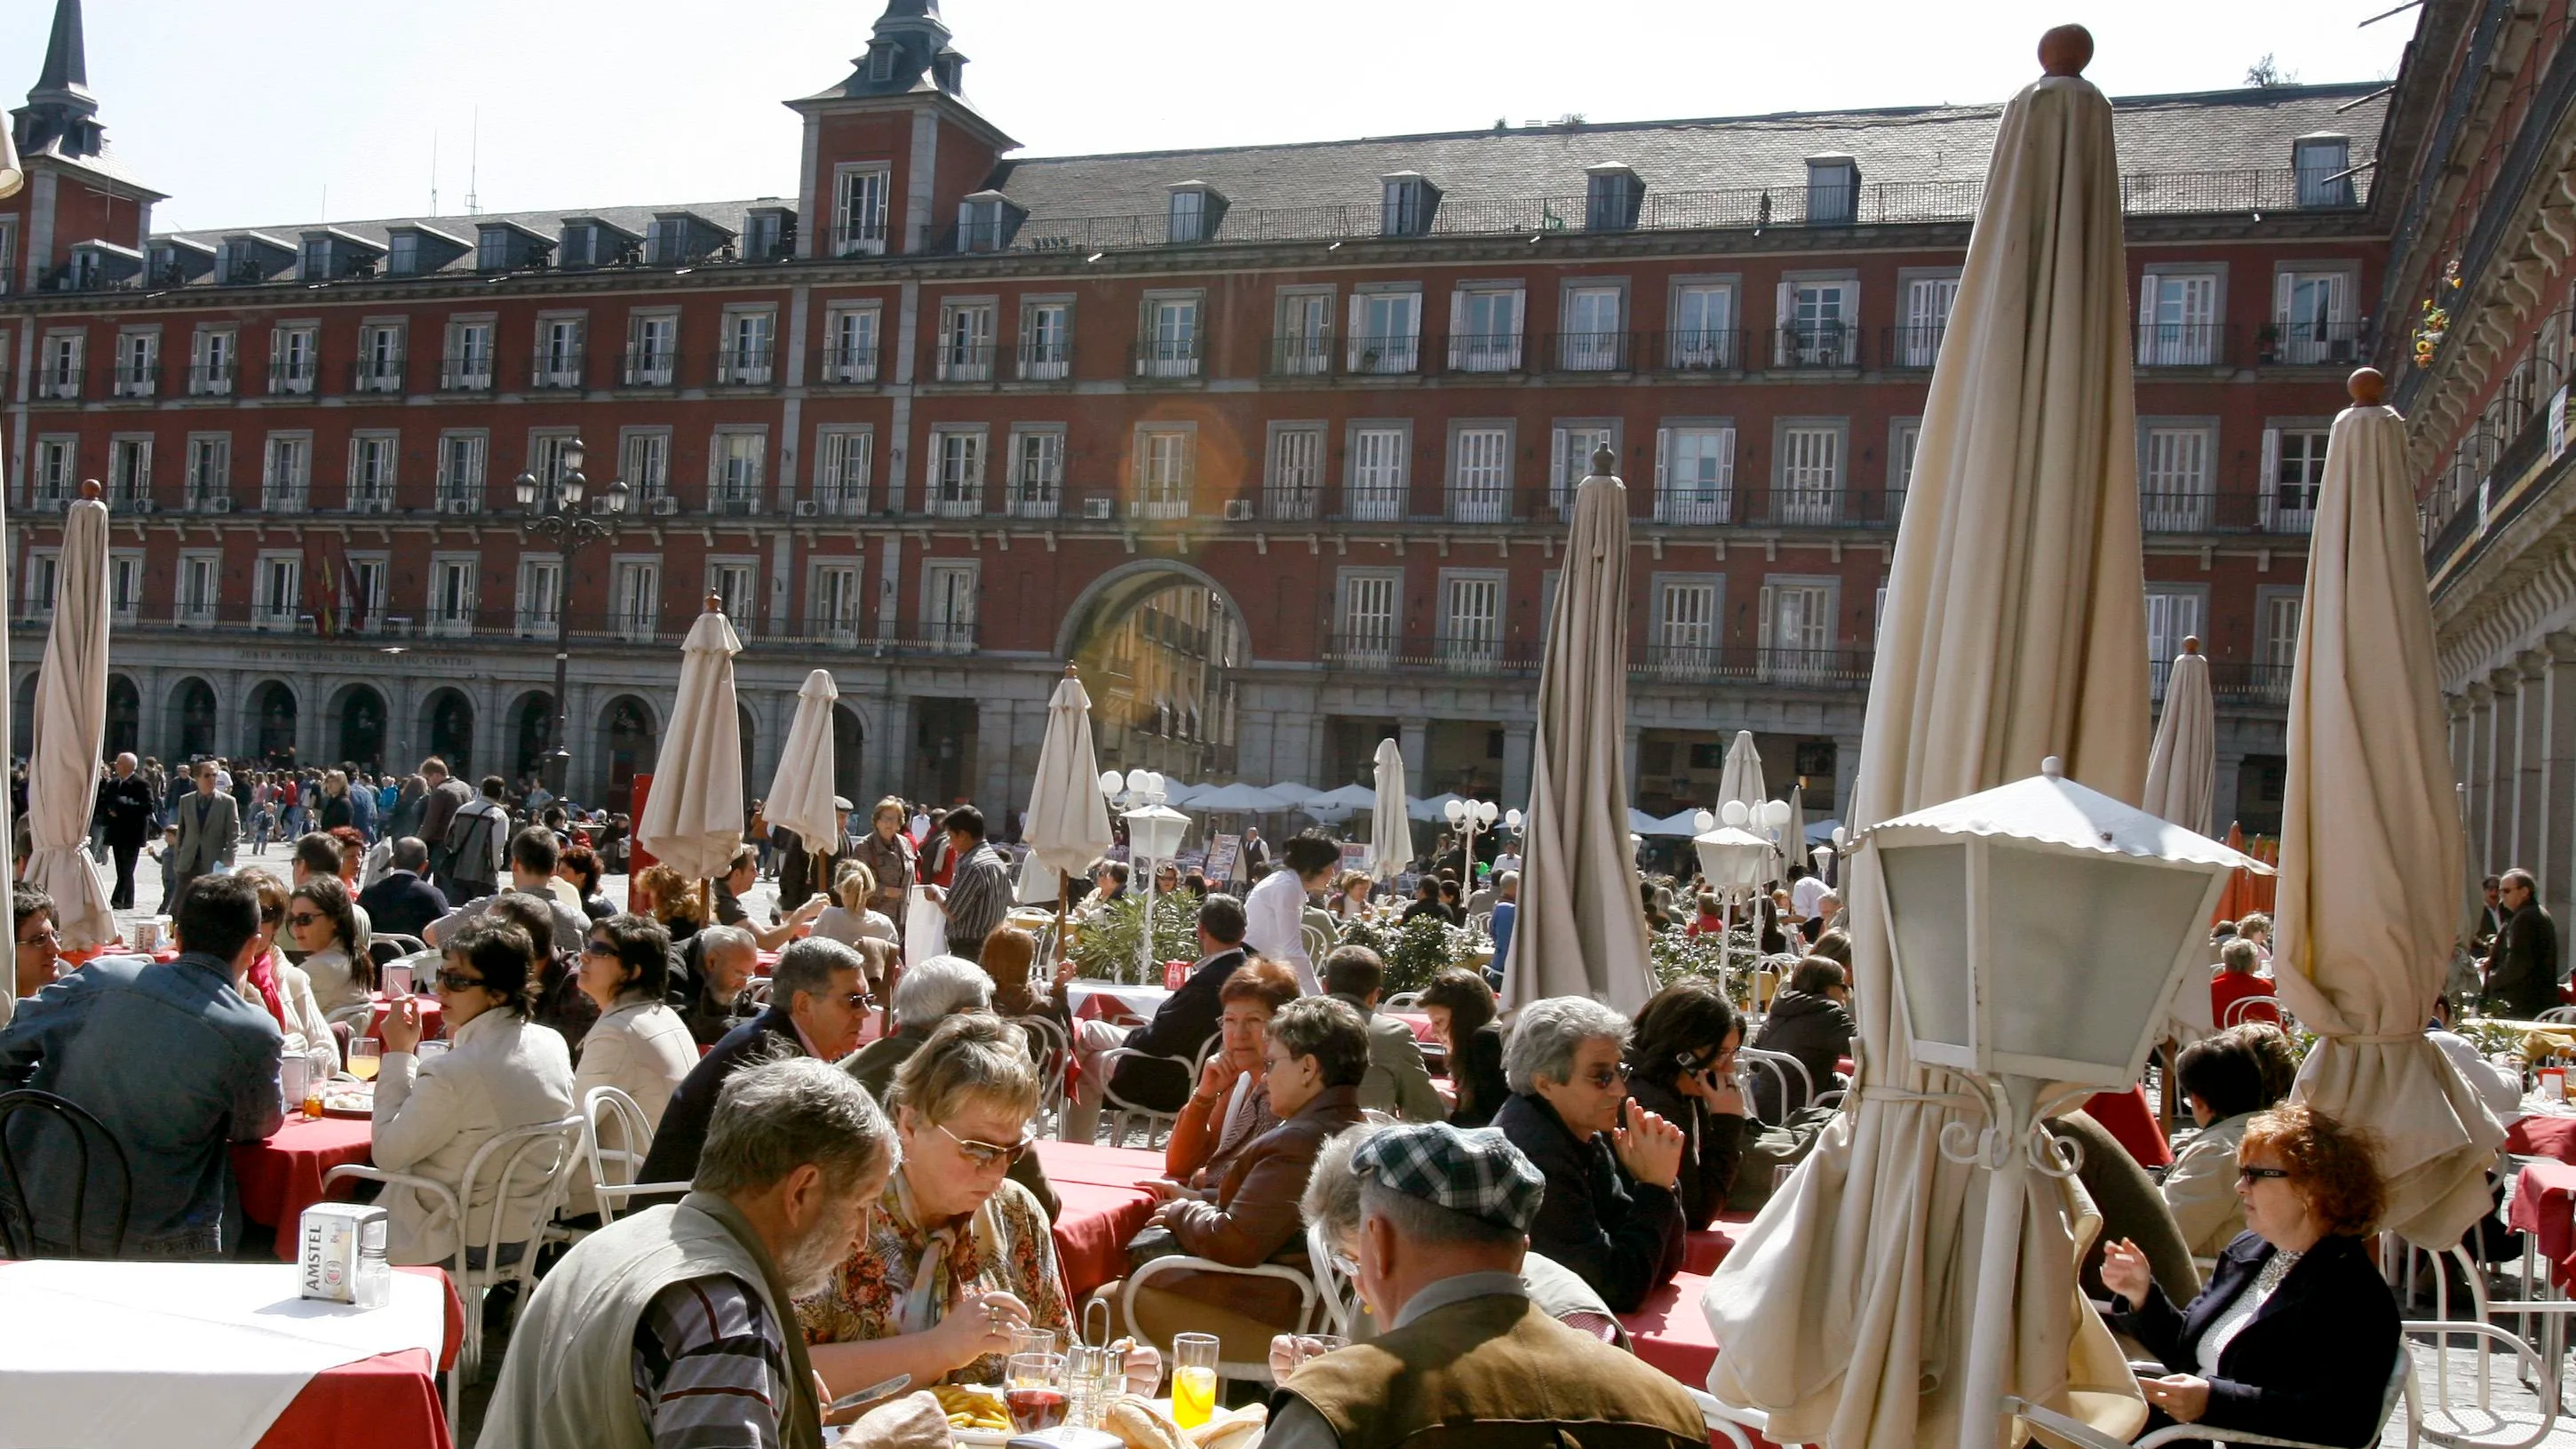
[1005,1351,1068,1432]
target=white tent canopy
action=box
[1188,782,1293,813]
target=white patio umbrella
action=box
[1507,446,1656,1014]
[634,595,746,881]
[22,483,116,949]
[1023,666,1116,948]
[1264,782,1321,814]
[2274,370,2506,1245]
[1784,784,1808,870]
[1411,792,1468,823]
[1370,739,1408,880]
[1189,782,1290,814]
[1716,730,1765,810]
[763,669,840,878]
[1304,782,1378,822]
[1652,806,1711,838]
[1705,31,2151,1449]
[2141,639,2216,836]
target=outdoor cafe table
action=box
[1033,1140,1165,1301]
[0,1259,460,1449]
[1067,982,1173,1025]
[1618,1270,1721,1387]
[363,994,442,1041]
[233,1112,377,1262]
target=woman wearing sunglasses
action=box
[286,876,374,1030]
[2101,1104,2399,1445]
[1623,978,1749,1232]
[801,1015,1161,1398]
[563,914,697,1219]
[1494,996,1687,1313]
[242,870,340,1083]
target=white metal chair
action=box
[2534,1006,2576,1025]
[1306,1220,1365,1340]
[325,1113,585,1425]
[1097,1033,1220,1150]
[1013,1014,1073,1135]
[1117,1252,1321,1389]
[2220,995,2284,1028]
[1300,922,1332,966]
[2005,1342,2413,1449]
[1381,991,1423,1010]
[1690,1390,1784,1449]
[1737,1047,1815,1125]
[1467,911,1493,945]
[576,1085,689,1229]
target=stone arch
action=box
[596,694,660,817]
[1053,559,1251,781]
[242,679,300,766]
[418,688,475,780]
[738,702,757,808]
[168,676,220,760]
[505,689,557,788]
[832,703,865,804]
[325,682,389,771]
[9,671,34,760]
[105,673,140,760]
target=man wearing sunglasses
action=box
[640,936,876,1196]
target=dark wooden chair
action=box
[0,1088,132,1259]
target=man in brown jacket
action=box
[1265,1121,1706,1449]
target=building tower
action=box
[2,0,164,293]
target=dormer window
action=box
[743,206,794,261]
[867,42,898,83]
[2294,133,2354,207]
[389,233,420,275]
[958,191,1019,253]
[1381,173,1438,238]
[475,221,553,274]
[297,228,384,283]
[560,225,597,268]
[1166,183,1225,244]
[299,236,330,282]
[1806,155,1859,225]
[384,224,468,278]
[1586,164,1641,232]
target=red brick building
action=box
[4,0,2385,832]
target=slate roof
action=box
[138,81,2384,282]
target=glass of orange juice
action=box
[347,1039,381,1083]
[1170,1333,1218,1429]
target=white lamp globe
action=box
[1721,800,1750,828]
[1763,800,1793,829]
[1504,808,1523,830]
[1125,768,1153,796]
[1477,800,1499,826]
[1694,809,1716,833]
[1144,771,1166,798]
[1099,769,1125,797]
[1444,799,1467,825]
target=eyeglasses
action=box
[583,940,617,957]
[16,924,60,947]
[1579,1063,1634,1090]
[435,968,488,992]
[839,991,877,1012]
[1329,1247,1363,1283]
[936,1121,1035,1171]
[258,905,284,923]
[2237,1166,2291,1182]
[287,912,322,929]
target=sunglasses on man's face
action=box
[1579,1063,1634,1090]
[259,906,284,923]
[583,940,617,957]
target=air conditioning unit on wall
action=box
[1081,498,1115,520]
[1221,499,1253,521]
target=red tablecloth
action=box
[2511,1158,2576,1290]
[232,1114,375,1262]
[254,1266,462,1449]
[1684,1225,1744,1277]
[1382,1010,1440,1047]
[1619,1271,1718,1387]
[364,995,443,1040]
[1033,1141,1164,1301]
[2508,1113,2576,1165]
[2083,1085,2171,1170]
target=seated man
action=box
[1057,895,1248,1143]
[2,883,65,1030]
[480,1055,940,1449]
[423,826,589,958]
[1265,1121,1706,1449]
[844,954,990,1100]
[0,874,283,1257]
[358,837,451,943]
[676,925,762,1047]
[1321,946,1444,1122]
[640,937,873,1190]
[1493,998,1686,1313]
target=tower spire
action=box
[13,0,106,162]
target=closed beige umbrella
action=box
[1717,730,1765,811]
[1705,30,2149,1449]
[763,669,840,880]
[23,483,116,949]
[1370,739,1408,883]
[2274,370,2505,1245]
[2141,639,2216,836]
[1507,446,1656,1014]
[634,595,745,881]
[1025,666,1116,926]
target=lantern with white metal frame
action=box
[1693,811,1774,986]
[1102,768,1191,984]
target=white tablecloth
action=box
[0,1260,448,1449]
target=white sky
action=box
[17,0,2418,233]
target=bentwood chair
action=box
[1097,1032,1220,1149]
[0,1089,131,1259]
[574,1086,689,1230]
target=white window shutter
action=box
[2274,269,2294,324]
[1757,585,1775,650]
[1655,427,1670,488]
[1774,280,1793,365]
[2259,427,2280,505]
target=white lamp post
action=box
[1443,796,1501,880]
[1860,757,2256,1449]
[1693,808,1773,986]
[1101,768,1191,984]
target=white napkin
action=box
[0,1261,448,1449]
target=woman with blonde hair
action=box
[814,861,898,949]
[631,863,706,943]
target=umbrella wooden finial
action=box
[1062,663,1080,678]
[704,590,725,614]
[2182,635,2202,656]
[2039,24,2093,76]
[78,478,101,501]
[2349,367,2388,407]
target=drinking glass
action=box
[1171,1332,1219,1429]
[1009,1327,1058,1361]
[347,1039,382,1083]
[1063,1344,1115,1429]
[1005,1352,1068,1433]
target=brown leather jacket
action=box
[1169,1084,1363,1268]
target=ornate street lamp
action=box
[1101,768,1190,984]
[517,439,630,800]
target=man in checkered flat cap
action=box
[1263,1122,1707,1449]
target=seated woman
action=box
[1419,968,1509,1129]
[557,843,616,923]
[287,876,374,1028]
[1164,958,1302,1190]
[564,912,696,1218]
[2209,938,2279,1028]
[632,864,706,948]
[371,920,576,1267]
[1327,872,1371,923]
[1494,997,1686,1314]
[801,1015,1158,1396]
[813,862,899,950]
[2103,1104,2399,1445]
[1750,954,1854,1119]
[1624,979,1749,1231]
[243,871,339,1080]
[1112,996,1371,1358]
[2162,1032,2273,1259]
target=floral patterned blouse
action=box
[796,1166,1070,1385]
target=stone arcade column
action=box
[1499,722,1535,807]
[2465,680,2497,877]
[1397,719,1428,787]
[2517,650,2553,881]
[2490,668,2524,875]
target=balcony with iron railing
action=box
[1649,329,1745,373]
[108,364,161,400]
[829,224,892,258]
[349,360,406,394]
[712,346,775,387]
[923,483,984,519]
[2256,318,2367,368]
[816,346,879,386]
[1445,486,1513,524]
[1548,330,1635,372]
[1323,632,1543,676]
[620,348,679,388]
[1130,338,1205,382]
[1344,335,1421,377]
[2139,488,2320,536]
[799,489,870,519]
[1631,642,1875,688]
[2151,657,2294,705]
[529,350,586,391]
[185,361,238,396]
[1773,321,1859,370]
[933,342,997,385]
[1267,334,1340,378]
[259,483,309,514]
[1006,483,1061,519]
[181,483,233,514]
[33,366,83,401]
[1652,487,1737,526]
[2134,322,2233,370]
[21,599,994,657]
[267,361,319,396]
[708,480,764,516]
[1881,323,1948,370]
[440,357,497,393]
[1017,337,1074,383]
[1262,484,1324,521]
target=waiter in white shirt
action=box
[1243,832,1346,993]
[1789,864,1829,923]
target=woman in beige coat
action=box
[565,913,697,1217]
[373,920,576,1266]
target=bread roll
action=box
[1105,1394,1188,1449]
[1189,1403,1268,1449]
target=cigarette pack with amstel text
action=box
[298,1202,390,1306]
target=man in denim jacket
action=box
[0,873,282,1257]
